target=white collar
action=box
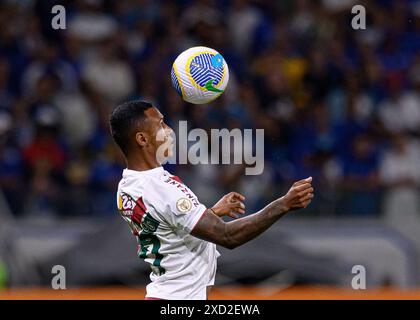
[123,166,164,177]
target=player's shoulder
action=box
[148,170,201,210]
[118,170,150,194]
[159,171,198,197]
[118,168,173,198]
[160,170,186,189]
[118,168,200,213]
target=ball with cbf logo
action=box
[171,46,229,104]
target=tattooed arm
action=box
[191,177,314,249]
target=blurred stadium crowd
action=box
[0,0,419,222]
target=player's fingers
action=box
[300,193,314,203]
[231,192,246,201]
[227,192,245,202]
[298,187,314,196]
[235,208,245,215]
[228,211,239,219]
[303,199,313,208]
[230,201,245,210]
[294,183,313,192]
[293,177,312,186]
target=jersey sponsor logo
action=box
[141,213,160,233]
[118,192,147,234]
[120,193,134,211]
[176,198,192,213]
[118,193,135,216]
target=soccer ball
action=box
[171,46,229,104]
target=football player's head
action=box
[109,100,174,162]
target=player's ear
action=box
[135,131,148,147]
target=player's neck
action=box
[126,152,161,172]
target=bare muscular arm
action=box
[191,177,314,249]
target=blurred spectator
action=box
[380,133,420,250]
[338,134,380,215]
[321,0,358,13]
[380,133,420,220]
[54,83,97,149]
[22,112,66,216]
[378,74,420,135]
[0,111,24,215]
[68,0,119,43]
[82,36,135,105]
[228,0,263,55]
[22,42,78,97]
[0,58,13,111]
[89,142,125,217]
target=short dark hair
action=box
[109,100,153,156]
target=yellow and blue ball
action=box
[171,46,229,104]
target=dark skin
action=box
[192,178,313,249]
[125,106,314,297]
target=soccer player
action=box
[109,100,314,300]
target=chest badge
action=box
[176,198,192,213]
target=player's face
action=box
[144,107,175,161]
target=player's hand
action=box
[211,192,246,219]
[281,177,314,211]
